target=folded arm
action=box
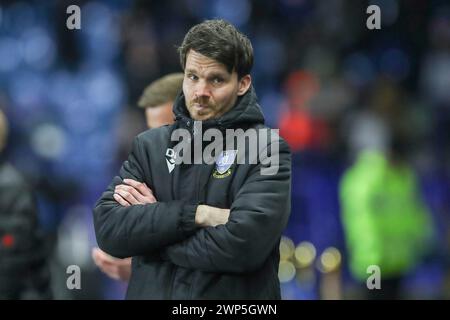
[93,135,198,258]
[164,140,291,273]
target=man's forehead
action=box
[185,50,231,75]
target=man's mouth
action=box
[193,103,209,111]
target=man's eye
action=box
[212,78,223,84]
[188,74,198,81]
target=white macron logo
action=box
[165,148,176,173]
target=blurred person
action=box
[92,73,184,282]
[0,109,52,299]
[339,133,435,299]
[93,19,291,299]
[138,73,184,129]
[278,70,331,153]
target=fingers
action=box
[92,248,103,266]
[92,251,120,280]
[99,264,121,280]
[92,248,131,281]
[115,184,157,204]
[123,179,154,197]
[115,185,141,204]
[120,184,147,202]
[113,178,157,206]
[116,261,132,281]
[123,257,132,266]
[114,193,131,206]
[116,185,156,204]
[92,248,117,264]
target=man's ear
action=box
[237,74,251,96]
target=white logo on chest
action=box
[165,148,176,173]
[215,150,238,174]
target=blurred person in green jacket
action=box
[340,136,435,299]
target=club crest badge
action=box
[213,150,237,179]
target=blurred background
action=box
[0,0,449,299]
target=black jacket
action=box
[93,87,291,299]
[0,158,51,299]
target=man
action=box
[138,73,184,129]
[0,109,52,299]
[340,135,434,299]
[93,19,291,299]
[92,73,184,282]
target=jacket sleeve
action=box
[163,139,291,273]
[93,135,199,258]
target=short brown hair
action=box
[0,109,8,152]
[178,19,253,79]
[137,73,184,108]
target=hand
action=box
[195,205,230,227]
[113,178,157,206]
[91,247,132,281]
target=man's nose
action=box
[195,80,211,99]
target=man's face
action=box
[183,50,251,121]
[145,102,174,129]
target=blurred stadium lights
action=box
[21,26,56,70]
[279,236,295,261]
[279,238,319,286]
[279,238,319,299]
[279,260,297,283]
[294,241,316,268]
[278,237,296,283]
[317,247,343,300]
[30,123,67,160]
[317,247,342,274]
